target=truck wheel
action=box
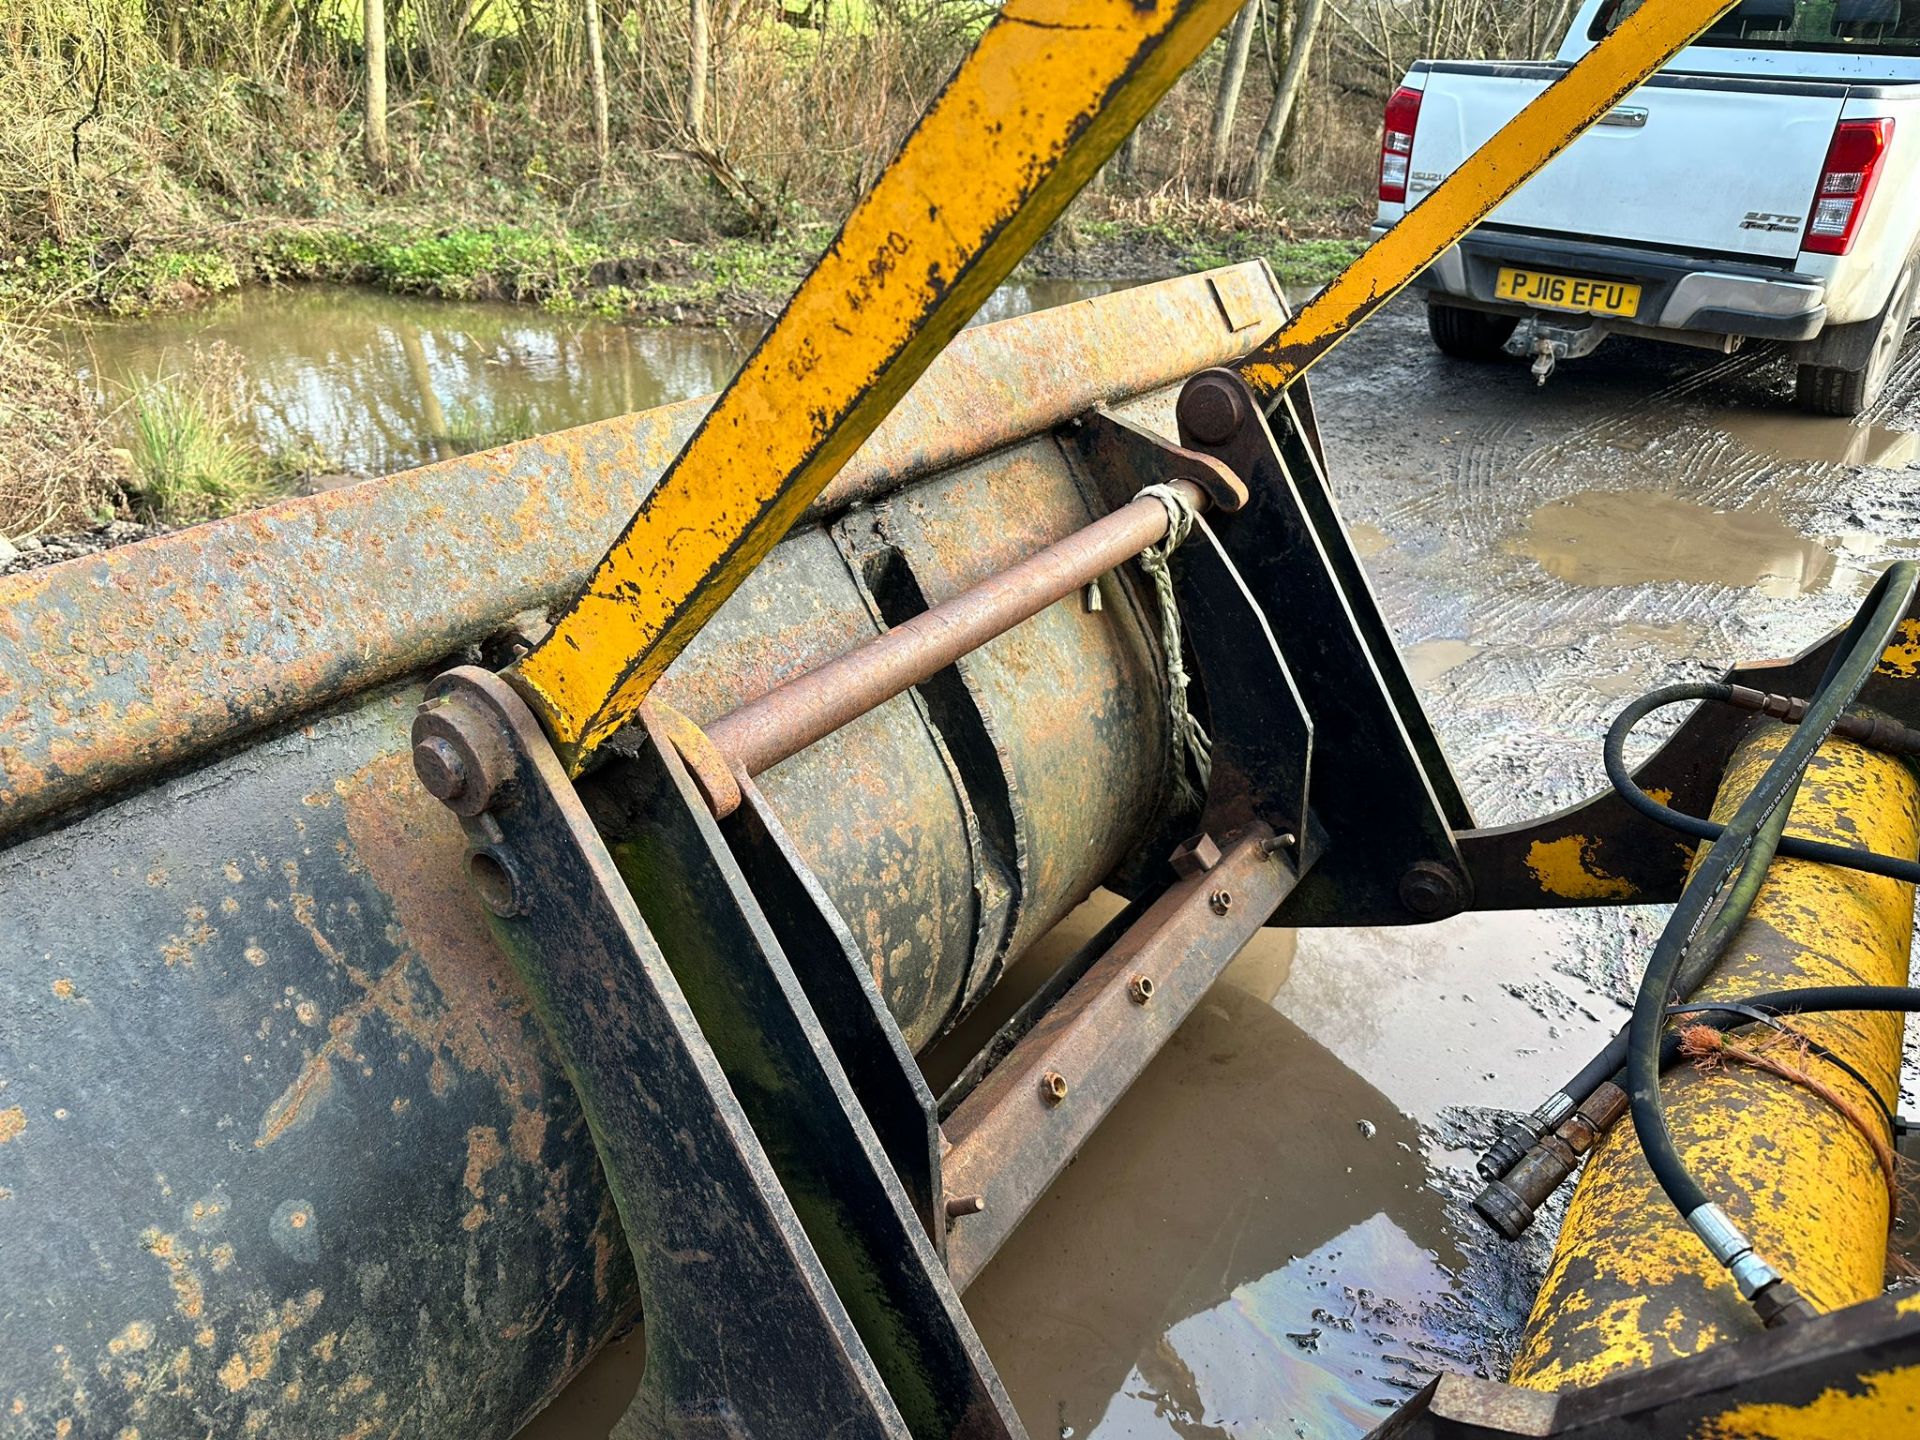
[1427,304,1518,362]
[1796,261,1918,418]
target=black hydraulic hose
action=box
[1473,984,1920,1240]
[1623,561,1920,1322]
[1477,658,1920,1185]
[1662,996,1899,1136]
[1606,684,1920,887]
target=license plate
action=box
[1496,267,1641,319]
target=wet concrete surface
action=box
[320,284,1920,1437]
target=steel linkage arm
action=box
[1236,0,1739,399]
[508,0,1252,773]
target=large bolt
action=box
[413,736,469,805]
[1399,861,1469,920]
[1039,1070,1069,1106]
[1209,888,1234,916]
[1128,974,1156,1006]
[411,697,512,817]
[1178,371,1248,446]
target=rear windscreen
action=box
[1593,0,1920,54]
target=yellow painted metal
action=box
[509,0,1246,769]
[1511,725,1920,1392]
[1235,0,1738,399]
[1696,1362,1920,1438]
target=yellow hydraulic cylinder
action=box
[1510,723,1920,1391]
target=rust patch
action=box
[0,1106,24,1143]
[139,1230,205,1320]
[462,1126,504,1199]
[215,1289,324,1393]
[106,1322,153,1357]
[334,750,552,1143]
[50,978,76,999]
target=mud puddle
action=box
[1403,638,1483,687]
[1719,408,1919,468]
[950,889,1622,1440]
[1507,490,1836,595]
[966,932,1466,1439]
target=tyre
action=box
[1427,303,1519,362]
[1796,260,1918,418]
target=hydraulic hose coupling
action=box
[1477,1091,1576,1182]
[1685,1203,1817,1328]
[1474,1083,1627,1240]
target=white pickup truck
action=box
[1376,0,1920,414]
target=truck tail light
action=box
[1803,118,1893,256]
[1380,87,1423,205]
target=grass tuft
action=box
[123,343,274,523]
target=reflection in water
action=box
[1506,489,1836,596]
[966,926,1476,1440]
[1719,408,1920,468]
[49,279,1146,482]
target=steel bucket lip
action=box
[0,264,1285,842]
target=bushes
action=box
[0,325,123,538]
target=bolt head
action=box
[414,735,469,803]
[410,696,512,817]
[1039,1070,1069,1106]
[1128,974,1155,1005]
[1399,861,1468,920]
[1179,372,1248,446]
[1209,888,1233,916]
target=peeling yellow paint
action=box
[1525,835,1636,900]
[1699,1364,1920,1437]
[1515,730,1918,1391]
[1876,618,1920,677]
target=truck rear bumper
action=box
[1375,225,1829,343]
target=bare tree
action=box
[687,0,711,147]
[1207,1,1262,196]
[1246,0,1326,200]
[585,0,611,167]
[364,0,390,171]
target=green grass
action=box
[124,366,273,522]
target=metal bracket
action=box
[412,667,1023,1440]
[1066,410,1315,865]
[721,772,948,1253]
[1368,1288,1920,1437]
[1172,369,1472,926]
[1457,596,1920,909]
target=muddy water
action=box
[48,278,1142,481]
[1508,490,1837,595]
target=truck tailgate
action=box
[1411,66,1845,262]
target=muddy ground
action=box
[521,293,1920,1440]
[969,298,1920,1439]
